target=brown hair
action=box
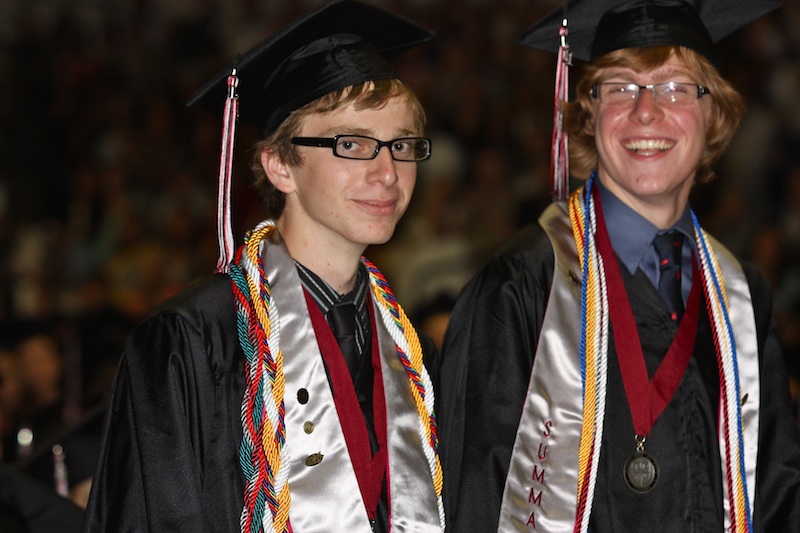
[565,46,745,184]
[250,79,426,218]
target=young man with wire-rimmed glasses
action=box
[438,0,800,531]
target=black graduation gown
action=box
[438,223,800,533]
[82,273,439,533]
[83,275,245,532]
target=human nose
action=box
[630,86,663,123]
[370,145,399,185]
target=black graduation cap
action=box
[187,0,433,274]
[516,0,782,63]
[187,0,434,136]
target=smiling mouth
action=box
[357,199,398,215]
[361,199,396,208]
[623,139,674,154]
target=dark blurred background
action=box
[0,0,798,521]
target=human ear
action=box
[262,149,295,194]
[584,114,596,136]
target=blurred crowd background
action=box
[0,0,799,518]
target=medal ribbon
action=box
[565,178,755,530]
[592,186,700,438]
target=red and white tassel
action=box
[215,68,239,274]
[551,19,571,201]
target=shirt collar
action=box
[596,177,695,275]
[295,261,370,352]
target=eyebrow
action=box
[651,68,695,82]
[600,67,696,83]
[315,125,419,138]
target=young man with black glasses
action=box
[83,2,443,532]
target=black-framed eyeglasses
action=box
[291,135,432,161]
[590,82,710,105]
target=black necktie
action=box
[652,231,685,321]
[326,299,378,455]
[327,300,360,379]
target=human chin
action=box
[354,222,399,247]
[360,208,406,244]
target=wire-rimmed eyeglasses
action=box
[291,135,432,162]
[590,82,710,105]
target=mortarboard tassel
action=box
[53,444,69,497]
[215,67,239,274]
[551,18,572,201]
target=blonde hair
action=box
[250,79,426,218]
[565,46,745,184]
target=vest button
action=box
[297,388,309,404]
[305,452,324,466]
